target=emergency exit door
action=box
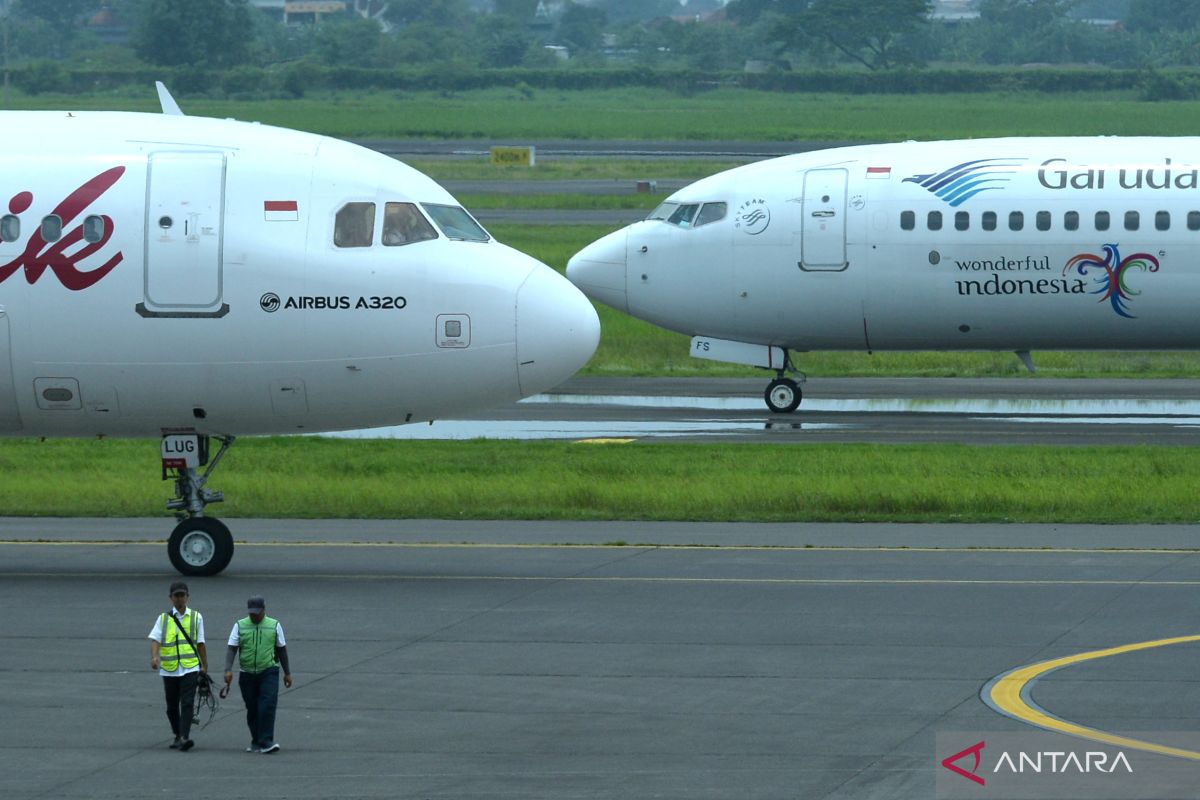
[139,152,228,317]
[801,168,848,271]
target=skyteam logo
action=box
[903,158,1027,207]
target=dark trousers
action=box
[162,672,198,740]
[239,666,280,748]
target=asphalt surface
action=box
[4,520,1200,799]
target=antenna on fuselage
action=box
[155,81,184,116]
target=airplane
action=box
[567,138,1196,413]
[0,85,599,576]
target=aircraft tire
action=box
[765,378,802,414]
[168,517,234,576]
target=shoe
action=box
[245,744,256,753]
[178,739,194,752]
[260,742,280,754]
[169,737,182,750]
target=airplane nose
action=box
[566,228,628,313]
[516,267,600,396]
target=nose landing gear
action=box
[162,434,235,576]
[763,351,805,414]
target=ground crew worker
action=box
[224,595,292,754]
[148,580,207,751]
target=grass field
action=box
[15,88,1200,141]
[2,438,1198,523]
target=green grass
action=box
[412,158,746,182]
[19,88,1200,141]
[2,438,1198,523]
[459,193,660,210]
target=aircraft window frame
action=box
[1095,211,1110,231]
[981,211,997,231]
[334,201,376,248]
[1190,211,1200,231]
[1125,210,1140,231]
[1009,211,1024,231]
[382,202,438,247]
[1156,210,1170,231]
[954,211,969,231]
[422,203,490,242]
[40,215,62,243]
[927,211,942,231]
[695,202,727,228]
[1036,211,1051,232]
[667,203,700,228]
[0,214,18,243]
[1064,211,1079,231]
[83,215,106,244]
[900,210,915,231]
[648,201,679,222]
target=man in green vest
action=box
[224,595,292,754]
[148,580,208,751]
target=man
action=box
[224,595,292,754]
[148,580,207,752]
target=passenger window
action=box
[1125,211,1139,231]
[955,211,969,231]
[0,214,19,243]
[1190,211,1200,231]
[1095,211,1110,231]
[667,204,700,228]
[334,202,375,248]
[41,215,62,243]
[83,215,106,243]
[1156,211,1170,231]
[981,211,996,231]
[382,202,438,247]
[695,202,727,227]
[900,211,915,231]
[1009,211,1024,231]
[1036,211,1051,231]
[927,211,942,231]
[422,203,490,242]
[648,201,679,221]
[1064,211,1079,231]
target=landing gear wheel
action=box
[168,517,234,576]
[765,377,802,414]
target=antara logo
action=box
[904,158,1026,207]
[0,166,125,291]
[942,740,987,786]
[1063,244,1160,318]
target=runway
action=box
[4,519,1200,799]
[332,376,1200,446]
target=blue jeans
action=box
[238,666,279,748]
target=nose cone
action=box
[516,266,600,396]
[566,228,628,313]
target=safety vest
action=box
[237,616,279,674]
[159,610,200,672]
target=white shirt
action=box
[148,608,206,677]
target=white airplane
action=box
[0,86,599,576]
[568,138,1194,412]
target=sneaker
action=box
[178,739,194,752]
[260,742,280,754]
[245,744,256,753]
[169,737,182,750]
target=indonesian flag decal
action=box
[264,200,299,221]
[866,166,891,179]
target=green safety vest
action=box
[237,616,280,674]
[159,610,200,672]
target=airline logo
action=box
[942,740,987,786]
[0,166,125,290]
[904,158,1026,207]
[1063,244,1160,318]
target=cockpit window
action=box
[695,202,727,227]
[648,201,679,221]
[421,204,490,242]
[667,204,700,228]
[334,202,375,248]
[383,202,438,247]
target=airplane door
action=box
[138,152,228,318]
[0,308,20,432]
[802,169,847,270]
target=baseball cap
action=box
[247,595,265,612]
[169,581,188,595]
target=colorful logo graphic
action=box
[1063,244,1160,318]
[903,158,1026,207]
[735,198,770,235]
[0,166,125,291]
[942,740,987,786]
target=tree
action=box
[556,2,608,53]
[783,0,932,70]
[384,0,473,28]
[1126,0,1200,33]
[131,0,255,68]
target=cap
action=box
[169,581,188,595]
[247,595,265,612]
